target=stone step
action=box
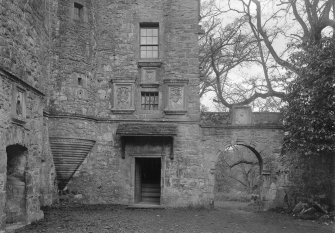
[141,183,160,188]
[142,192,160,197]
[141,197,160,204]
[141,187,160,192]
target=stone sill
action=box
[140,83,159,88]
[164,110,187,115]
[163,78,189,84]
[111,109,135,114]
[11,117,26,126]
[138,60,162,67]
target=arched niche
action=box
[5,144,28,224]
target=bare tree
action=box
[200,0,335,110]
[215,146,260,193]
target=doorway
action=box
[6,144,27,224]
[135,158,161,204]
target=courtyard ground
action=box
[14,202,334,233]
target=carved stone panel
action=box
[141,68,157,84]
[117,86,131,107]
[11,86,26,124]
[231,105,252,125]
[111,80,135,114]
[169,86,184,109]
[164,79,188,115]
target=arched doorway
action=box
[214,144,263,208]
[5,144,27,224]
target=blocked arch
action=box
[0,126,44,227]
[5,144,28,224]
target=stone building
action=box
[1,0,315,230]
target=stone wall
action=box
[0,0,51,90]
[47,0,203,207]
[200,107,284,209]
[0,0,56,229]
[47,108,285,209]
[0,71,56,229]
[48,116,210,207]
[49,0,200,119]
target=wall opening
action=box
[73,2,84,21]
[5,144,28,224]
[214,144,262,208]
[135,157,161,205]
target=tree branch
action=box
[251,0,300,74]
[230,160,259,168]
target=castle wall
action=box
[49,0,200,118]
[48,0,204,207]
[0,0,56,229]
[0,71,56,228]
[200,109,285,209]
[48,116,211,207]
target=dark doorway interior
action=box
[135,158,161,204]
[6,144,27,224]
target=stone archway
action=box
[5,144,28,224]
[213,144,263,206]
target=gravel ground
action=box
[15,203,334,233]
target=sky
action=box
[199,0,295,111]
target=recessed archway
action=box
[5,144,28,224]
[214,144,263,208]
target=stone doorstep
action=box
[4,222,26,233]
[127,203,165,209]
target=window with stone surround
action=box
[73,2,84,21]
[140,23,159,59]
[141,92,159,110]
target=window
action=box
[140,24,159,58]
[74,2,84,21]
[141,92,159,110]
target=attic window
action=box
[74,2,84,21]
[78,77,82,86]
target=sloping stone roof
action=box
[116,123,177,136]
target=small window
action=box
[74,2,84,21]
[140,24,159,59]
[141,92,159,110]
[78,77,82,86]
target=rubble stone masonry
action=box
[0,0,302,230]
[0,0,56,229]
